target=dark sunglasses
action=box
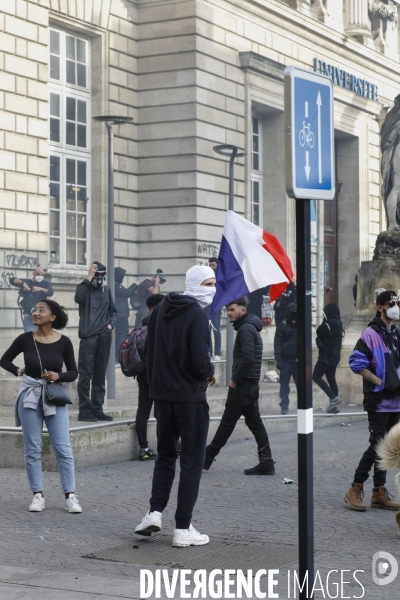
[95,271,106,277]
[387,300,400,308]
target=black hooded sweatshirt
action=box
[316,302,343,366]
[114,267,138,319]
[274,302,297,363]
[146,292,214,402]
[232,313,263,384]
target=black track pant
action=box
[354,411,400,487]
[150,399,209,529]
[77,330,112,416]
[208,380,271,457]
[312,359,338,400]
[136,372,154,448]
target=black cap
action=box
[93,260,106,272]
[156,268,166,284]
[376,290,397,306]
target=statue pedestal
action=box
[345,258,400,345]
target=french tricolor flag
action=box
[209,211,293,318]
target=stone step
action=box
[0,409,366,471]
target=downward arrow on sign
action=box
[305,151,310,181]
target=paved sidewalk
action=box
[1,417,399,599]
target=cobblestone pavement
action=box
[1,417,400,599]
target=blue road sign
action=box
[284,67,335,200]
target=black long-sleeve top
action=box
[0,332,78,382]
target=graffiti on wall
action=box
[6,253,38,269]
[0,253,38,289]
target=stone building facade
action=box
[0,0,399,352]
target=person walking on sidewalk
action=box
[312,302,343,414]
[0,300,82,514]
[344,290,400,512]
[134,265,216,547]
[135,293,165,461]
[274,302,298,415]
[204,297,276,476]
[75,261,117,422]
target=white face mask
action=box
[34,275,44,283]
[386,305,399,321]
[184,285,216,308]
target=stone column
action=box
[344,0,374,45]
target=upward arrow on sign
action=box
[316,91,322,184]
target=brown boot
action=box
[371,486,400,511]
[344,483,367,511]
[395,511,400,533]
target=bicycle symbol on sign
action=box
[299,121,315,148]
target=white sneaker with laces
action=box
[172,524,209,547]
[135,511,162,536]
[214,355,221,361]
[29,493,45,512]
[65,493,82,513]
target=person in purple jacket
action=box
[344,290,400,512]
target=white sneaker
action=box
[172,524,209,547]
[214,355,221,361]
[64,493,82,513]
[135,511,162,536]
[29,493,45,512]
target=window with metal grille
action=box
[49,27,90,268]
[251,115,262,227]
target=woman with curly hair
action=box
[0,299,82,514]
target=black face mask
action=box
[290,312,297,321]
[93,276,104,288]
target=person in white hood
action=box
[134,265,217,548]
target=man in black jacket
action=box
[134,265,216,548]
[75,261,117,422]
[114,267,138,360]
[274,302,297,415]
[204,297,275,476]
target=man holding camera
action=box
[75,261,117,422]
[10,267,54,332]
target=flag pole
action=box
[213,144,245,386]
[296,198,314,599]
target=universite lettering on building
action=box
[0,0,400,354]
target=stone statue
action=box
[374,95,400,259]
[381,94,400,230]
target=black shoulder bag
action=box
[32,333,73,406]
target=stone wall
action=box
[1,0,400,352]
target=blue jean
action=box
[279,361,298,410]
[22,314,36,332]
[18,389,76,494]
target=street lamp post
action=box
[93,115,133,401]
[213,144,246,387]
